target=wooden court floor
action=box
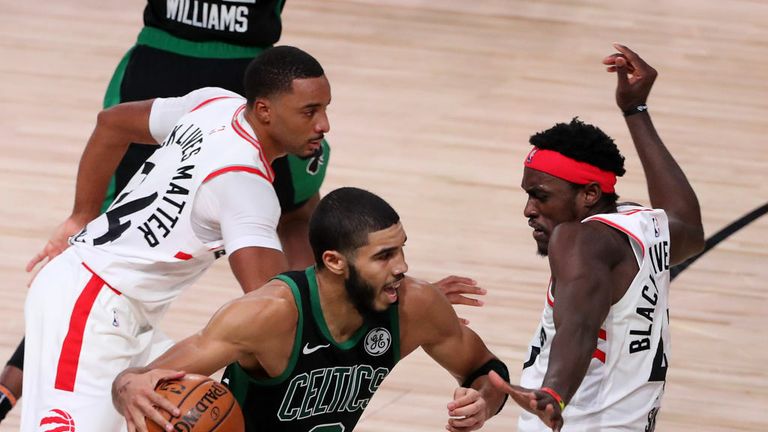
[1,0,766,430]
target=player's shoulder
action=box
[399,276,442,305]
[550,219,627,262]
[219,279,299,335]
[398,277,455,326]
[188,87,243,100]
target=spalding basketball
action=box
[147,374,244,432]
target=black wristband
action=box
[461,358,510,414]
[623,104,648,117]
[7,338,24,370]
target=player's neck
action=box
[314,269,365,343]
[584,202,617,218]
[243,109,286,163]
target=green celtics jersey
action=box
[223,266,400,431]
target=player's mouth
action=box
[382,279,402,303]
[308,135,324,149]
[529,221,547,241]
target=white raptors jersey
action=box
[70,92,276,315]
[519,206,671,432]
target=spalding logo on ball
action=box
[148,374,244,432]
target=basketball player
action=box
[0,1,485,421]
[0,2,312,420]
[488,44,705,431]
[20,45,333,432]
[113,187,509,432]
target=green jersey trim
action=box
[245,274,304,387]
[136,26,269,59]
[305,266,367,350]
[389,304,401,363]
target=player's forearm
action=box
[277,220,314,269]
[625,113,703,231]
[72,110,141,217]
[541,324,598,404]
[72,102,157,218]
[277,194,318,269]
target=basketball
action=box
[147,374,244,432]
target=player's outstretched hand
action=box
[26,215,88,275]
[602,43,657,112]
[488,371,563,432]
[446,386,489,432]
[434,275,486,325]
[112,368,185,432]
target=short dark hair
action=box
[243,46,325,104]
[530,117,626,202]
[309,187,400,268]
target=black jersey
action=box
[144,0,285,46]
[222,267,401,431]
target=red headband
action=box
[524,147,617,193]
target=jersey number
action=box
[87,161,158,246]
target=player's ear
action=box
[581,182,603,208]
[322,250,347,275]
[252,97,271,123]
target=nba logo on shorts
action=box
[364,327,391,356]
[652,217,661,237]
[39,409,75,431]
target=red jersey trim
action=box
[618,208,654,215]
[174,251,193,261]
[231,105,274,181]
[546,277,554,307]
[592,349,606,363]
[190,96,237,112]
[203,165,271,184]
[585,217,646,258]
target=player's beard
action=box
[345,264,390,324]
[298,143,323,160]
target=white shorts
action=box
[21,248,173,432]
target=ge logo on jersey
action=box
[364,327,391,356]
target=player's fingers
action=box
[125,404,150,432]
[448,387,468,411]
[448,295,484,307]
[148,391,180,418]
[438,275,477,286]
[125,416,137,432]
[156,369,186,381]
[458,316,470,325]
[139,399,173,432]
[553,417,564,432]
[602,53,622,65]
[453,284,486,296]
[449,397,484,418]
[614,57,631,88]
[448,389,478,414]
[613,43,642,64]
[488,371,514,393]
[543,403,558,427]
[26,250,46,272]
[447,413,482,430]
